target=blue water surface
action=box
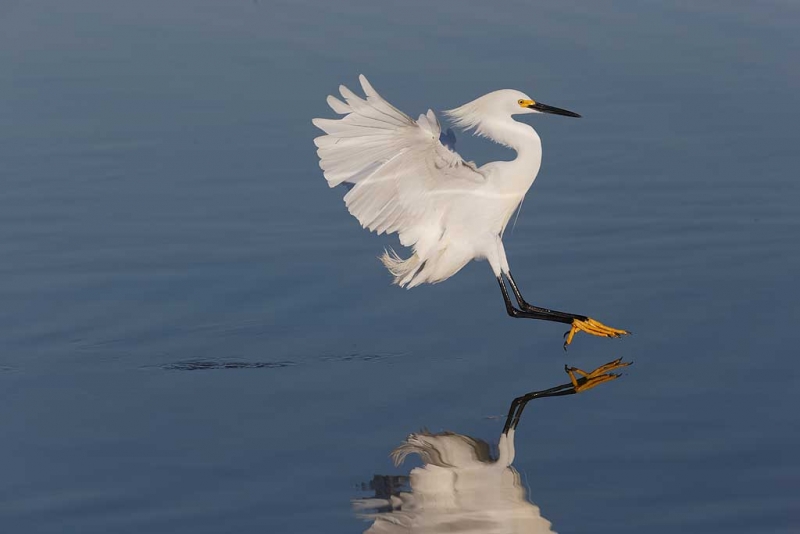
[1,1,799,532]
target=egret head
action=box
[514,94,581,118]
[445,89,580,134]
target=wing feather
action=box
[325,95,351,115]
[312,75,484,247]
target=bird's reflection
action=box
[354,358,631,534]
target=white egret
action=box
[354,358,631,534]
[313,75,628,348]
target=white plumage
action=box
[313,75,542,288]
[313,75,628,348]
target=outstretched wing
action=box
[312,75,484,248]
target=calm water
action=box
[1,1,799,532]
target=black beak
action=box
[527,101,581,118]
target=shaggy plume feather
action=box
[444,92,511,143]
[444,97,492,137]
[444,89,534,148]
[380,248,422,287]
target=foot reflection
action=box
[354,359,631,534]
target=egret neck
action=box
[480,118,543,196]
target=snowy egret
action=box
[313,75,629,349]
[354,358,631,534]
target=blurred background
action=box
[1,1,798,532]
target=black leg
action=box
[497,272,630,349]
[502,382,575,434]
[497,276,576,325]
[501,358,631,434]
[506,271,586,321]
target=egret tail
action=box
[380,248,422,287]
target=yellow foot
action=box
[565,357,633,393]
[563,317,629,350]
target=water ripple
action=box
[159,360,296,371]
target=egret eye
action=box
[518,99,524,105]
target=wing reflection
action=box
[354,358,631,534]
